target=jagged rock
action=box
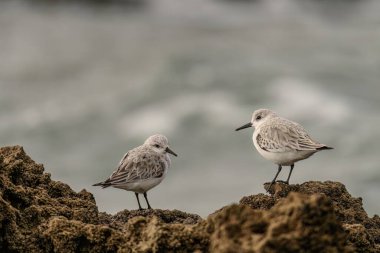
[0,146,379,252]
[242,181,380,252]
[112,208,202,225]
[210,193,352,253]
[0,146,207,253]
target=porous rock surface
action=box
[0,146,379,252]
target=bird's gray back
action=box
[104,145,170,187]
[257,116,324,152]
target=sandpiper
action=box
[93,134,177,210]
[236,109,332,191]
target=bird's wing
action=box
[99,148,166,187]
[257,120,324,153]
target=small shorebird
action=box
[93,134,177,210]
[235,109,332,191]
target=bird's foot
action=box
[276,180,289,185]
[266,181,275,193]
[265,180,290,194]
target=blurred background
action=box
[0,0,379,217]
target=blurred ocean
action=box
[0,0,379,216]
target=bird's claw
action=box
[276,180,289,185]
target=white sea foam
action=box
[268,78,351,125]
[117,92,247,139]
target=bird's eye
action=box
[256,115,262,120]
[154,144,160,148]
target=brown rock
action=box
[245,181,380,252]
[0,145,379,252]
[210,193,352,253]
[0,146,207,253]
[240,193,275,210]
[123,216,209,252]
[112,208,202,225]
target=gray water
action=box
[1,0,379,216]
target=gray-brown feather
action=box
[94,145,167,188]
[256,117,326,153]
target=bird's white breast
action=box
[116,176,166,194]
[252,129,316,166]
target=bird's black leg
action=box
[267,165,282,192]
[135,192,143,210]
[285,164,294,185]
[143,192,152,209]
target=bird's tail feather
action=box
[317,145,334,150]
[92,181,111,188]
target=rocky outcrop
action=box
[211,193,350,253]
[240,182,380,253]
[0,146,379,252]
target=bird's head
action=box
[235,109,276,131]
[145,134,178,157]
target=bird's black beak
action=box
[165,147,178,157]
[235,122,253,131]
